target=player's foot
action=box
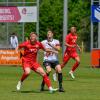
[69,71,75,79]
[53,73,57,81]
[49,87,58,93]
[16,81,22,91]
[59,87,65,92]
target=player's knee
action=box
[47,69,51,73]
[77,60,80,65]
[25,68,31,75]
[56,67,62,73]
[57,69,62,73]
[41,72,46,76]
[25,71,30,75]
[39,69,46,76]
[46,68,51,73]
[56,65,62,73]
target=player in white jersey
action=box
[40,30,64,92]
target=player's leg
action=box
[71,55,80,72]
[69,54,80,79]
[55,64,65,92]
[40,64,51,91]
[20,67,31,82]
[61,53,70,69]
[53,53,70,81]
[35,66,57,93]
[16,67,31,91]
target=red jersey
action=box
[65,33,78,52]
[19,40,44,62]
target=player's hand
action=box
[76,45,82,53]
[78,47,82,53]
[50,49,58,54]
[53,50,58,54]
[71,45,76,48]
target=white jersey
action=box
[10,36,18,49]
[41,39,60,61]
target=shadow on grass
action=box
[12,90,41,93]
[63,78,76,81]
[12,89,49,94]
[12,89,61,94]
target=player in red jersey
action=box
[16,32,58,93]
[61,27,81,79]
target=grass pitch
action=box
[0,52,100,100]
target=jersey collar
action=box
[47,38,53,42]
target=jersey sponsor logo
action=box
[29,48,38,53]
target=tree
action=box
[24,0,91,51]
[39,0,63,41]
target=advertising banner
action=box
[0,50,22,65]
[0,6,37,22]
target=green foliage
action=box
[24,23,36,36]
[40,0,90,51]
[39,0,63,41]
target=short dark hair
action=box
[30,32,37,36]
[47,29,55,35]
[12,33,16,35]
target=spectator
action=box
[10,33,18,49]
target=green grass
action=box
[0,52,100,100]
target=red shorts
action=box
[63,50,78,62]
[22,58,41,71]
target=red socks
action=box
[72,61,80,72]
[21,73,29,82]
[43,75,51,88]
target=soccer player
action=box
[16,32,58,93]
[61,27,81,79]
[40,30,64,92]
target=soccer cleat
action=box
[59,87,65,92]
[49,87,58,93]
[16,81,22,91]
[69,71,75,79]
[53,73,57,81]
